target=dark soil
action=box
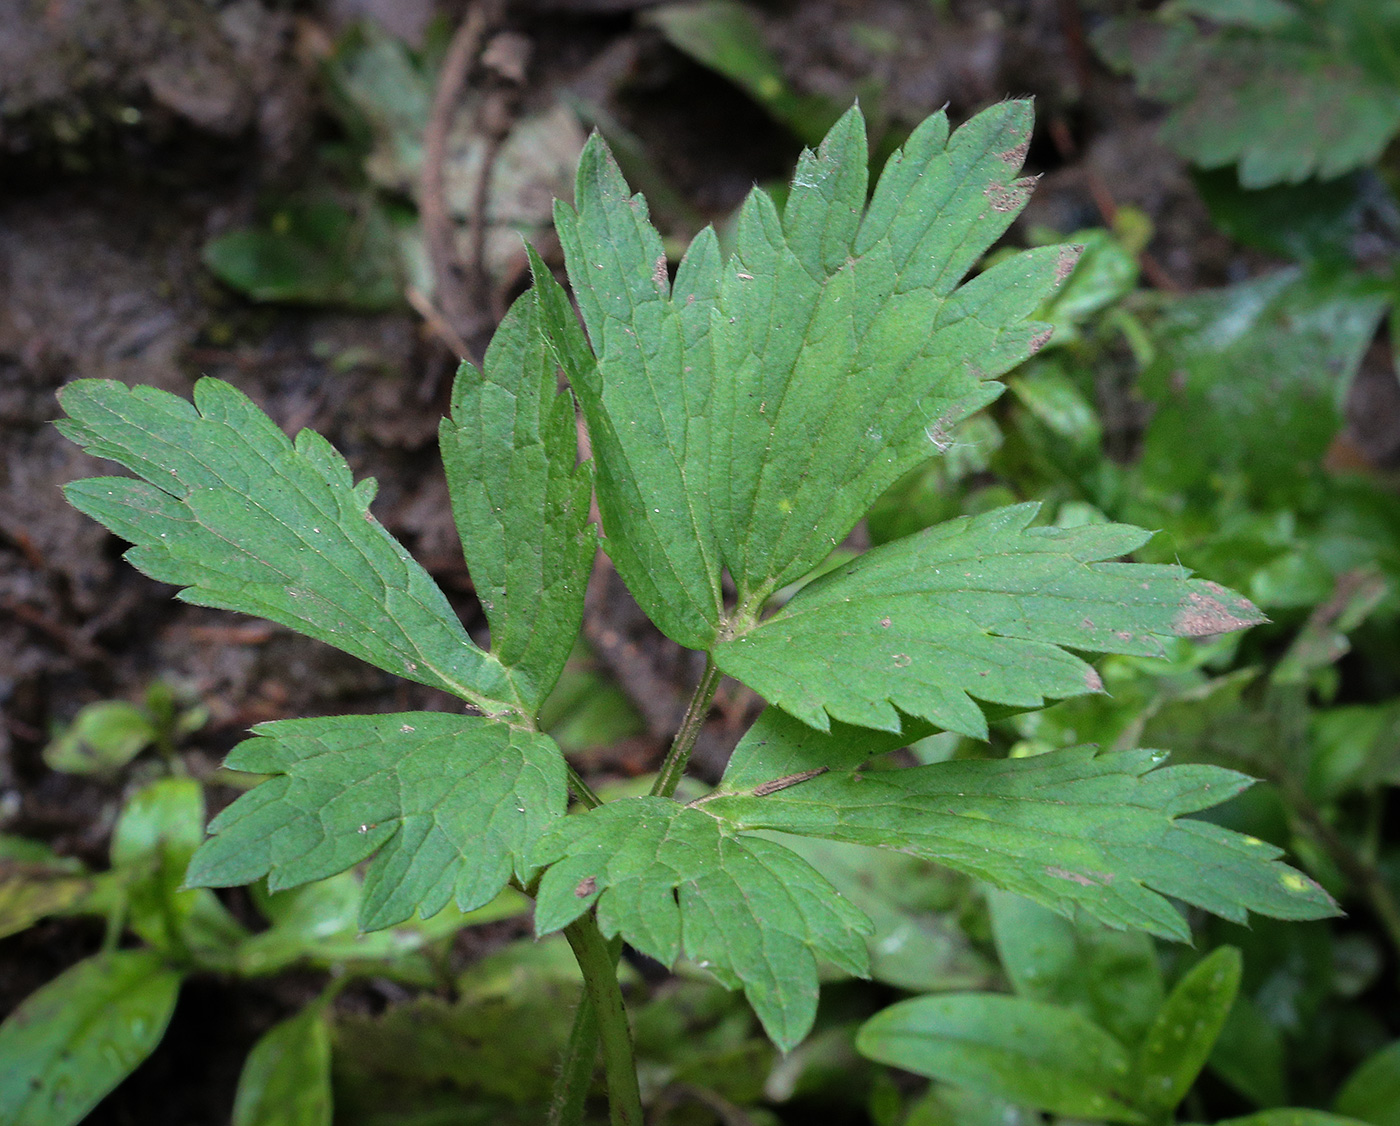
[3,1,1399,1122]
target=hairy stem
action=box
[548,988,599,1126]
[564,917,644,1126]
[651,656,721,798]
[567,762,604,810]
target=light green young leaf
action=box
[856,993,1143,1123]
[440,254,595,711]
[0,950,182,1126]
[1132,945,1242,1115]
[42,701,155,776]
[531,796,871,1050]
[555,101,1071,645]
[186,713,566,930]
[705,709,1337,941]
[232,1003,333,1126]
[57,378,519,716]
[716,503,1266,737]
[112,777,247,965]
[988,888,1165,1048]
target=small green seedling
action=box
[53,101,1335,1125]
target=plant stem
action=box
[651,656,721,798]
[548,987,600,1126]
[564,916,644,1126]
[567,762,604,810]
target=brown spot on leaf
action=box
[998,138,1030,166]
[1028,327,1054,354]
[1046,865,1110,887]
[1085,667,1104,692]
[880,616,892,628]
[1173,590,1262,638]
[984,177,1035,213]
[1055,244,1083,283]
[574,876,597,898]
[653,255,668,289]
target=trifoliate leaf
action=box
[715,503,1266,738]
[555,101,1072,646]
[703,709,1337,941]
[186,713,566,930]
[531,796,871,1050]
[1094,7,1400,186]
[57,379,520,716]
[440,253,595,711]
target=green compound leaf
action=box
[856,993,1143,1123]
[187,713,567,931]
[555,100,1071,648]
[704,709,1337,942]
[57,378,520,716]
[531,796,871,1050]
[0,950,182,1126]
[1094,8,1400,187]
[715,503,1266,738]
[1132,945,1242,1116]
[440,256,596,712]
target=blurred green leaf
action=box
[1135,269,1387,510]
[333,937,585,1111]
[1094,7,1400,186]
[904,1084,1042,1126]
[1209,993,1289,1108]
[1214,1112,1375,1126]
[1335,1039,1400,1126]
[988,888,1165,1048]
[644,1,843,145]
[0,951,182,1126]
[1132,945,1242,1115]
[1194,169,1376,263]
[237,873,527,976]
[775,835,994,993]
[233,1003,332,1126]
[1309,702,1400,802]
[856,993,1142,1122]
[114,778,247,965]
[0,838,103,940]
[42,701,155,775]
[203,199,404,310]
